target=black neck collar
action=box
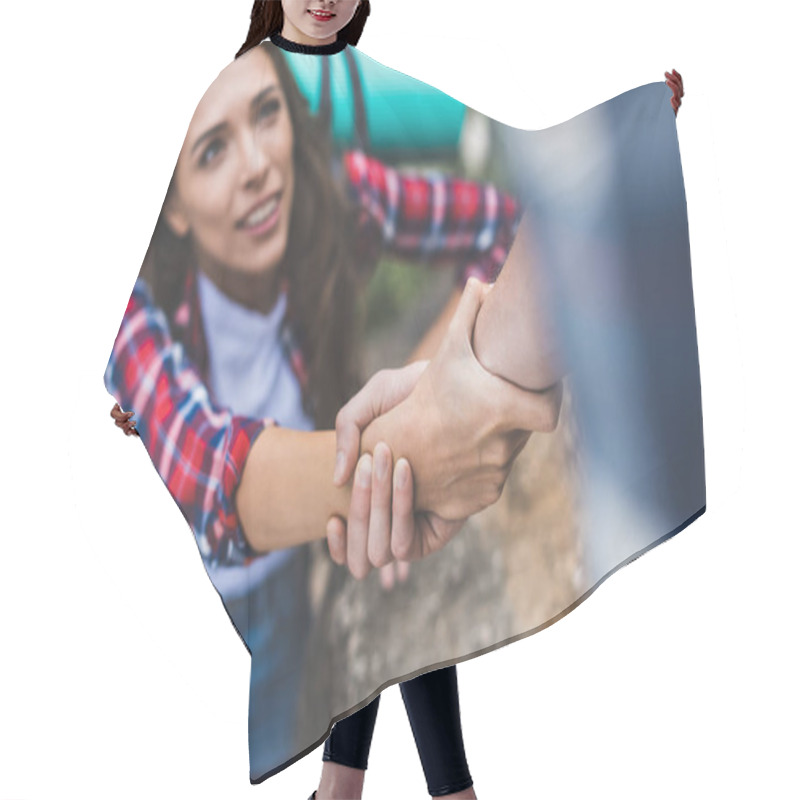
[269,31,348,55]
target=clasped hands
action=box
[326,277,562,583]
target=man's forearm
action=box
[359,228,564,484]
[236,426,353,552]
[472,209,563,391]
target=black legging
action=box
[323,664,473,797]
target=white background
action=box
[1,1,797,797]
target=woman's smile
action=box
[280,0,360,46]
[237,190,283,237]
[308,8,335,23]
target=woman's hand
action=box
[327,436,469,577]
[326,360,468,578]
[378,559,410,591]
[328,360,426,580]
[110,402,139,436]
[665,69,684,116]
[360,278,560,521]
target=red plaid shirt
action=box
[104,150,522,567]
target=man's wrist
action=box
[361,399,418,476]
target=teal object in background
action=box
[281,47,466,153]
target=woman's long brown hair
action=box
[236,1,371,60]
[141,42,374,430]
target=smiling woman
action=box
[103,28,548,793]
[163,57,296,314]
[233,1,372,60]
[283,0,362,45]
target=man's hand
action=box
[332,360,429,487]
[360,278,560,521]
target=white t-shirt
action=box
[197,270,315,598]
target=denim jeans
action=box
[223,544,312,781]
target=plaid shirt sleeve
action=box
[103,278,275,568]
[342,149,524,288]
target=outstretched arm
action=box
[105,279,367,560]
[471,208,563,392]
[355,207,567,491]
[106,279,528,561]
[235,427,354,552]
[330,192,564,573]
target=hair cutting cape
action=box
[104,37,705,783]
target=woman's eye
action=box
[199,139,224,167]
[196,99,280,167]
[259,98,281,121]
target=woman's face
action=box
[166,48,295,279]
[281,0,361,44]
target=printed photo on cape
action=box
[104,38,704,782]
